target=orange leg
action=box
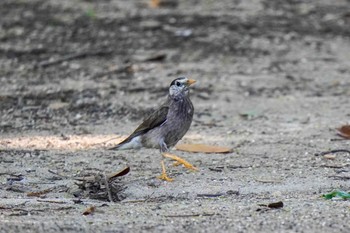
[162,152,198,171]
[157,160,174,182]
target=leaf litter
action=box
[257,201,284,212]
[175,143,232,153]
[337,125,350,139]
[322,190,350,200]
[74,167,130,202]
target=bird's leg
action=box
[157,141,174,181]
[162,152,198,171]
[157,160,174,182]
[159,141,198,171]
[159,141,169,153]
[157,141,198,181]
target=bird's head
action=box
[169,77,196,97]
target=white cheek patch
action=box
[169,86,178,96]
[169,85,186,97]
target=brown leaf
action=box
[337,125,350,139]
[149,0,177,8]
[48,101,69,110]
[267,201,284,209]
[107,167,130,179]
[27,188,52,197]
[149,0,160,8]
[257,201,284,210]
[82,206,95,215]
[175,144,232,153]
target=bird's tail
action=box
[108,135,132,150]
[108,136,142,150]
[108,144,122,150]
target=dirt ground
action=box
[1,0,350,232]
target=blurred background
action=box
[1,0,350,137]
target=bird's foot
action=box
[157,160,174,182]
[162,152,198,171]
[158,173,174,182]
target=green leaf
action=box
[86,9,96,19]
[322,190,350,200]
[239,110,263,120]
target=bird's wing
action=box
[131,103,169,138]
[110,101,169,149]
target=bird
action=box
[110,77,197,181]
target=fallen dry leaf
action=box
[175,144,232,153]
[149,0,160,8]
[323,154,336,160]
[27,188,53,197]
[107,167,130,179]
[82,206,95,215]
[257,201,284,211]
[259,201,283,209]
[48,101,69,110]
[266,201,284,209]
[149,0,177,8]
[337,125,350,139]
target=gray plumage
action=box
[110,77,195,152]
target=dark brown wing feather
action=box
[129,104,169,138]
[109,100,169,150]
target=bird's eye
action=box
[176,81,181,87]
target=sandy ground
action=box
[1,0,350,232]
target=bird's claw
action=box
[157,173,174,182]
[163,153,198,171]
[158,160,174,182]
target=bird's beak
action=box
[186,79,196,86]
